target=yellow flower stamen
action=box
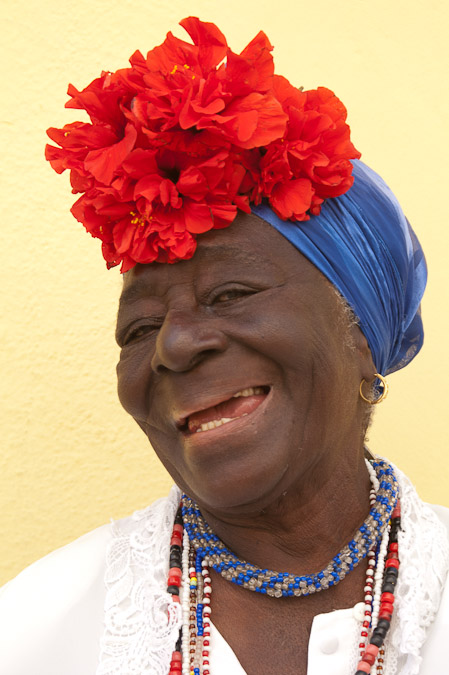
[130,213,146,227]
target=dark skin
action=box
[116,213,377,674]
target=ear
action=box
[352,325,377,382]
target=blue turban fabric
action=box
[252,160,427,375]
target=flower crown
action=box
[46,17,361,272]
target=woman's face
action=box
[116,214,372,513]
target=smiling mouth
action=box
[181,386,270,434]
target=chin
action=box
[153,429,299,515]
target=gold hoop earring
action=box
[359,373,388,405]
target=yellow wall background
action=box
[1,0,448,586]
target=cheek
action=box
[307,326,362,422]
[230,295,309,363]
[116,347,152,421]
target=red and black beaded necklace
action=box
[165,460,401,675]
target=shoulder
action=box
[0,523,112,675]
[0,522,113,607]
[420,508,449,671]
[386,464,449,672]
[0,488,180,675]
[428,503,449,537]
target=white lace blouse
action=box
[1,464,448,675]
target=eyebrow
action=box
[118,243,279,307]
[194,243,275,267]
[119,278,156,307]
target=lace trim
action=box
[97,486,182,675]
[383,463,449,675]
[98,471,449,675]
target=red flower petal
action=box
[201,92,288,148]
[305,87,348,122]
[209,203,238,229]
[66,76,128,130]
[47,122,117,149]
[85,124,137,185]
[159,179,181,208]
[113,215,138,254]
[70,170,93,193]
[270,178,313,220]
[121,149,159,179]
[134,174,166,203]
[232,93,287,147]
[232,109,258,144]
[177,166,208,199]
[145,30,198,77]
[272,75,306,111]
[45,144,71,174]
[224,31,274,96]
[180,17,228,72]
[183,200,215,233]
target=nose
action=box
[151,309,229,373]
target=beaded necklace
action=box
[166,458,400,675]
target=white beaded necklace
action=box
[167,458,400,675]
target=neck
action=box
[197,449,371,575]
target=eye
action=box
[212,287,256,304]
[121,321,160,346]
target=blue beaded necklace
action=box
[181,458,398,598]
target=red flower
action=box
[258,81,360,220]
[46,17,360,271]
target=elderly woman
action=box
[1,17,448,675]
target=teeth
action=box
[196,417,233,432]
[189,387,267,434]
[195,414,248,433]
[233,386,264,398]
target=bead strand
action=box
[189,547,199,675]
[372,521,390,627]
[366,459,380,493]
[355,500,401,675]
[376,646,385,674]
[358,484,377,656]
[182,529,191,675]
[193,552,204,672]
[182,459,398,599]
[359,548,376,656]
[167,508,184,675]
[201,558,212,674]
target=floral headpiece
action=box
[46,17,361,272]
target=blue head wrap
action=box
[252,160,427,375]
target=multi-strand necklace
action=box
[166,458,400,675]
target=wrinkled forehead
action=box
[119,212,323,303]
